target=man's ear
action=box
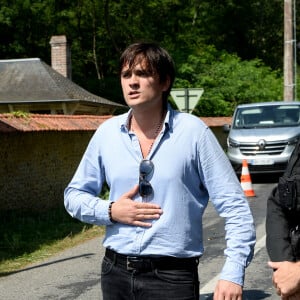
[162,76,171,92]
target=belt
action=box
[105,248,199,273]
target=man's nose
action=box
[129,75,139,89]
[130,83,139,90]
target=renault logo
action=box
[258,139,266,150]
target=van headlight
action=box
[287,137,299,145]
[228,138,239,148]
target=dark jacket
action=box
[266,186,300,262]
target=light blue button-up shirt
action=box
[64,105,256,286]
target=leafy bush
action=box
[174,45,283,116]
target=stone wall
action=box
[0,131,93,212]
[210,127,228,150]
[0,126,228,212]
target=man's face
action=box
[121,60,169,110]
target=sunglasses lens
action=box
[139,159,154,197]
[140,159,154,176]
[139,180,153,197]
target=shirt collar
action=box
[120,110,132,133]
[119,104,174,133]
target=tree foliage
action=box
[0,0,298,116]
[175,45,283,116]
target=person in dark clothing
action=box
[266,186,300,299]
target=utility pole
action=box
[284,0,295,101]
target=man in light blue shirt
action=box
[64,42,256,300]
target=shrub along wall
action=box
[0,131,93,212]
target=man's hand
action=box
[282,290,300,300]
[268,261,300,298]
[110,185,163,227]
[213,279,242,300]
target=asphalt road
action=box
[0,180,280,300]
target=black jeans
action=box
[101,255,199,300]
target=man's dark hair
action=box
[119,42,175,103]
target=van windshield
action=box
[233,104,300,128]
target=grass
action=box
[0,207,105,276]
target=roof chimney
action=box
[49,35,72,79]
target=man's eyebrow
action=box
[135,69,153,76]
[121,69,131,76]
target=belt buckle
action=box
[127,256,142,271]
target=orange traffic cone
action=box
[240,159,255,197]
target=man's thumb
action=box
[126,185,139,198]
[268,261,279,269]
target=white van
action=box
[223,101,300,174]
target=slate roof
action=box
[0,58,124,109]
[0,113,231,133]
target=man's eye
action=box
[121,71,131,78]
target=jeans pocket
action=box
[101,256,114,276]
[154,269,196,284]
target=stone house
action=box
[0,35,125,115]
[0,35,128,213]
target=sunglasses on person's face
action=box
[139,159,154,197]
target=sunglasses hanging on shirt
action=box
[139,159,154,197]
